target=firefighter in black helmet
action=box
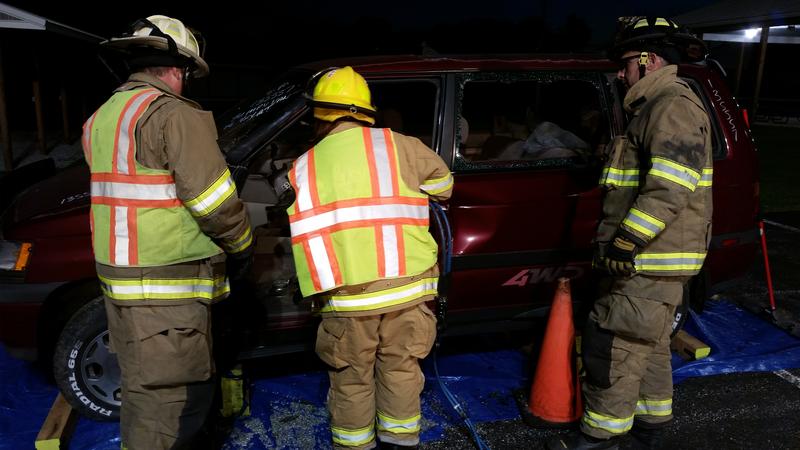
[548,17,712,450]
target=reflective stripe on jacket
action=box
[596,65,713,277]
[84,88,221,267]
[288,127,441,300]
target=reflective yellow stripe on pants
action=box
[582,409,634,435]
[376,411,421,434]
[331,425,376,447]
[635,398,673,417]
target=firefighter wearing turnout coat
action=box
[288,67,453,450]
[548,17,712,450]
[82,15,252,449]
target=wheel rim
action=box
[79,330,121,407]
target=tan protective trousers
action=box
[105,299,215,450]
[580,276,683,439]
[316,302,437,449]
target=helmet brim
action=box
[609,32,707,63]
[101,36,209,78]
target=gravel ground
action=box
[418,212,800,449]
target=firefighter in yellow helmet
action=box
[547,17,712,450]
[84,15,252,449]
[287,66,454,450]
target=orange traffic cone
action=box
[527,277,582,425]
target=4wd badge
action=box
[502,266,585,287]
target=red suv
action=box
[0,54,759,419]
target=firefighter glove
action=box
[602,235,638,276]
[227,245,255,281]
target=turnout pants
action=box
[105,299,215,450]
[580,276,684,439]
[316,303,437,449]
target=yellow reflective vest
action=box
[83,88,221,267]
[288,127,440,301]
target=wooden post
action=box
[34,393,78,450]
[753,25,770,116]
[0,45,11,170]
[60,87,69,144]
[734,41,745,98]
[33,79,45,152]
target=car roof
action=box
[295,54,618,74]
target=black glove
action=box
[267,165,296,209]
[600,235,638,276]
[227,245,254,281]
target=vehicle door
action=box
[441,71,616,321]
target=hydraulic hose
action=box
[429,202,490,450]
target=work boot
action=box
[629,423,665,450]
[546,431,619,450]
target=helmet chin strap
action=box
[638,52,649,79]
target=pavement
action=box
[417,213,800,450]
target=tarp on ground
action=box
[672,299,800,383]
[2,299,800,449]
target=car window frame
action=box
[365,76,444,155]
[450,70,615,173]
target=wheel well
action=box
[36,278,102,370]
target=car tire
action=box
[52,296,121,421]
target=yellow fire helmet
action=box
[102,15,209,78]
[311,66,377,125]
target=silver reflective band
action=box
[649,158,701,191]
[601,168,639,186]
[116,91,160,175]
[377,415,420,433]
[294,152,314,211]
[104,283,216,295]
[624,211,662,234]
[99,276,230,300]
[369,128,395,197]
[698,169,713,187]
[187,175,234,216]
[327,279,438,309]
[582,411,633,434]
[289,203,428,237]
[634,253,706,271]
[636,402,672,415]
[421,174,454,193]
[91,181,178,200]
[331,427,375,446]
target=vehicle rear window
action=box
[454,73,611,172]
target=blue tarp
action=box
[2,299,800,449]
[671,300,800,383]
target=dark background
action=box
[1,0,716,134]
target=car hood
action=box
[3,164,90,232]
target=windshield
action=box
[217,69,311,155]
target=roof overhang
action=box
[704,24,800,44]
[0,2,103,43]
[675,0,800,33]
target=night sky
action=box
[1,0,722,129]
[8,0,716,67]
